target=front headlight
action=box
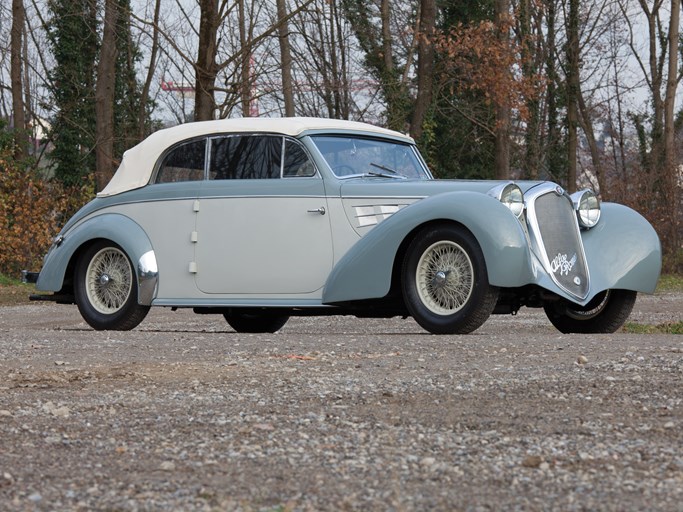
[571,190,600,228]
[489,182,524,218]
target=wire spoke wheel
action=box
[544,289,637,333]
[75,241,150,330]
[402,224,498,334]
[85,247,133,314]
[416,241,473,315]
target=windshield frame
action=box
[309,134,433,180]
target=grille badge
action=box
[554,186,564,196]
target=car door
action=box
[119,137,205,299]
[193,135,333,295]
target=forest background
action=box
[1,0,682,278]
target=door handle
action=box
[307,206,326,215]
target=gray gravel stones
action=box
[0,294,682,510]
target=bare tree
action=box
[494,0,511,180]
[343,0,417,130]
[11,0,26,158]
[411,0,436,140]
[195,0,219,120]
[95,0,119,191]
[617,0,682,256]
[280,0,344,118]
[138,0,161,138]
[565,0,580,193]
[276,0,294,116]
[663,0,681,252]
[237,0,251,116]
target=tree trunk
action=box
[545,0,562,179]
[641,1,665,171]
[328,0,342,117]
[238,0,254,117]
[565,0,580,192]
[494,0,510,180]
[577,92,606,197]
[95,0,119,192]
[139,0,161,138]
[276,0,294,117]
[663,0,681,253]
[380,0,402,130]
[195,0,219,121]
[519,0,540,179]
[380,0,393,73]
[11,0,26,159]
[410,0,436,140]
[332,0,350,119]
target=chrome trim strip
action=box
[197,194,328,200]
[343,195,426,200]
[353,204,403,228]
[137,250,159,305]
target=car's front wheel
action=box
[543,290,637,334]
[402,224,498,334]
[224,309,290,333]
[74,241,150,330]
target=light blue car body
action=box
[31,117,661,332]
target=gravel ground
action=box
[0,293,682,511]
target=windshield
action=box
[310,135,431,179]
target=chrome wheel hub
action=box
[432,270,449,289]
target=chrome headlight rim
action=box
[571,189,601,229]
[488,182,525,219]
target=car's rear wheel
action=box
[402,224,498,334]
[224,309,290,333]
[74,241,149,330]
[543,289,637,334]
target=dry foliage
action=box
[0,150,93,277]
[607,161,683,273]
[433,17,544,125]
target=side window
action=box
[210,135,282,179]
[155,139,206,183]
[283,139,316,177]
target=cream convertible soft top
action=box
[98,117,412,197]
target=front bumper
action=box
[21,270,40,284]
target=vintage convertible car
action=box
[25,117,661,334]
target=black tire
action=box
[543,289,637,334]
[74,241,150,330]
[224,309,290,333]
[402,224,498,334]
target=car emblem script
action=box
[550,253,577,276]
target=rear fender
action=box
[323,191,532,304]
[36,213,158,305]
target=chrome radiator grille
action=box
[529,189,589,299]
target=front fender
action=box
[323,191,532,304]
[582,202,661,295]
[36,213,158,305]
